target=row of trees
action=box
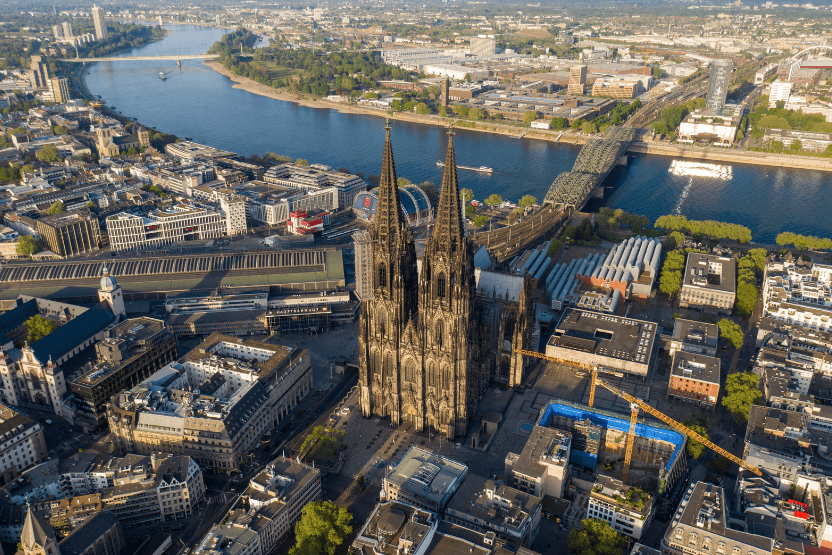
[736,249,766,316]
[776,231,832,251]
[654,214,752,244]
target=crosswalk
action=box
[208,492,235,504]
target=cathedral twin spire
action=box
[373,119,409,249]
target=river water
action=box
[85,25,831,244]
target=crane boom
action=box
[514,348,763,477]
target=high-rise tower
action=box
[92,5,108,41]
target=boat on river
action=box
[436,161,493,173]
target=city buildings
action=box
[661,482,773,555]
[677,104,744,145]
[105,204,227,252]
[286,209,331,235]
[704,59,732,112]
[545,308,657,378]
[35,210,102,258]
[195,457,321,555]
[667,351,721,409]
[108,334,312,470]
[382,447,468,512]
[586,475,652,541]
[21,508,124,555]
[568,65,588,95]
[444,474,542,547]
[91,5,109,40]
[469,35,496,56]
[263,162,367,208]
[762,257,832,332]
[769,79,793,107]
[15,452,205,529]
[0,405,48,482]
[505,426,571,499]
[669,319,719,357]
[678,253,737,314]
[69,317,177,425]
[0,294,118,422]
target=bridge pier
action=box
[177,60,181,68]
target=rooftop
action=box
[511,425,570,481]
[385,447,467,509]
[670,351,721,385]
[682,253,737,293]
[671,318,719,351]
[548,308,657,366]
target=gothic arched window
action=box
[437,273,446,299]
[378,263,386,289]
[404,359,417,383]
[441,364,451,390]
[436,320,444,350]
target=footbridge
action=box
[60,54,218,62]
[473,126,636,264]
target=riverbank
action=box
[204,61,832,172]
[627,141,832,172]
[203,61,593,145]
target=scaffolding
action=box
[353,230,373,301]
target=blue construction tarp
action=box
[571,450,598,470]
[538,401,684,473]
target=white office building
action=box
[106,204,226,252]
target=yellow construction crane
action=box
[514,349,763,481]
[626,49,651,74]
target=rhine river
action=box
[85,25,832,243]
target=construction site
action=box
[537,399,687,493]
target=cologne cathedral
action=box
[358,122,535,439]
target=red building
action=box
[287,210,331,235]
[667,351,721,410]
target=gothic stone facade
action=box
[358,125,533,439]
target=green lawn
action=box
[254,61,301,80]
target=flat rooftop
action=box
[670,351,721,385]
[385,447,467,508]
[548,308,657,366]
[671,318,719,351]
[683,253,736,293]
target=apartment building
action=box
[667,351,721,410]
[69,317,177,425]
[661,482,773,555]
[0,406,48,482]
[505,426,571,499]
[587,476,652,541]
[108,335,312,470]
[669,319,719,357]
[233,181,339,227]
[216,191,247,236]
[105,204,225,252]
[11,452,204,529]
[763,258,832,332]
[195,457,321,555]
[679,254,736,314]
[444,474,541,547]
[567,65,587,95]
[263,163,366,208]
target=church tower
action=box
[98,266,125,319]
[358,120,418,422]
[21,504,58,555]
[418,128,477,439]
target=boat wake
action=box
[669,160,733,214]
[668,160,733,180]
